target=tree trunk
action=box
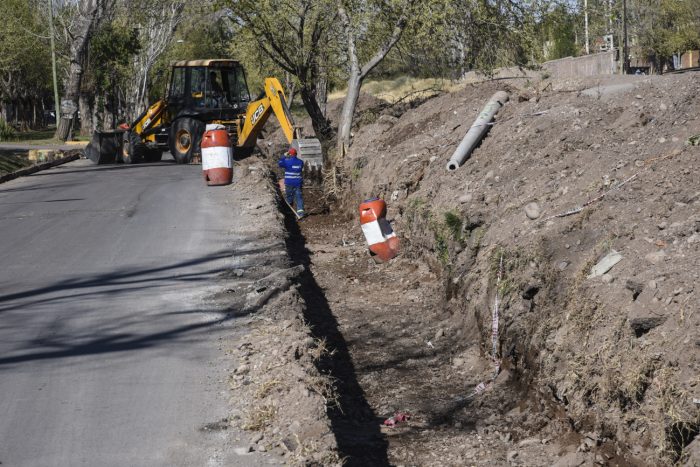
[284,72,296,107]
[55,0,105,141]
[316,75,328,118]
[336,4,407,155]
[56,62,84,140]
[105,91,115,129]
[337,72,361,156]
[300,84,333,142]
[79,93,93,136]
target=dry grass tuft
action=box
[243,404,277,431]
[287,433,343,467]
[255,379,283,399]
[328,77,462,103]
[308,337,335,363]
[307,374,341,412]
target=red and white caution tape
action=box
[465,253,504,400]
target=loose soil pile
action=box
[217,159,342,465]
[261,72,700,466]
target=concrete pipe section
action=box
[446,91,509,171]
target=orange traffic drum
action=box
[201,124,232,186]
[359,198,399,263]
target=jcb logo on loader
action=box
[251,104,265,124]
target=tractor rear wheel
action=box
[169,118,203,164]
[121,131,145,164]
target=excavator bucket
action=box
[292,138,323,173]
[85,130,125,164]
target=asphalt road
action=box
[0,157,264,466]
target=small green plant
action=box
[444,211,463,242]
[407,197,426,210]
[0,118,16,141]
[434,230,450,265]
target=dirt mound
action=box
[219,159,341,465]
[329,73,700,464]
[258,72,699,464]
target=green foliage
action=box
[0,118,16,140]
[434,230,450,266]
[0,0,52,102]
[228,25,284,97]
[426,209,467,266]
[370,0,546,79]
[151,11,234,99]
[539,4,579,60]
[89,23,140,93]
[631,0,700,65]
[444,211,463,242]
[219,0,338,138]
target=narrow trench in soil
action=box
[272,168,649,466]
[277,186,390,466]
[273,182,536,465]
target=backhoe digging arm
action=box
[238,77,296,147]
[237,78,323,169]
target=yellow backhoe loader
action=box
[85,59,322,169]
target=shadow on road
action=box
[0,314,226,367]
[0,235,289,369]
[0,250,232,308]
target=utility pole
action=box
[623,0,629,73]
[48,0,60,124]
[584,0,590,54]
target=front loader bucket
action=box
[85,130,124,164]
[292,138,323,176]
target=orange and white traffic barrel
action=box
[359,198,399,263]
[201,124,232,186]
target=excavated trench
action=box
[280,192,652,465]
[269,179,572,466]
[270,177,675,466]
[274,179,390,466]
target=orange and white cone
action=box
[201,124,233,186]
[359,198,399,263]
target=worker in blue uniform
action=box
[278,147,305,218]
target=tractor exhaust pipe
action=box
[446,91,509,171]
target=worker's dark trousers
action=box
[285,185,304,216]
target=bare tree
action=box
[125,0,184,119]
[336,0,412,155]
[226,0,337,142]
[54,0,113,141]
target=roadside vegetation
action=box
[1,0,697,144]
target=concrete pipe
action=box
[446,91,509,171]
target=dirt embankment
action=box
[263,73,699,465]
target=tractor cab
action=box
[167,59,251,123]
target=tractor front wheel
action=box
[121,131,144,164]
[169,118,203,164]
